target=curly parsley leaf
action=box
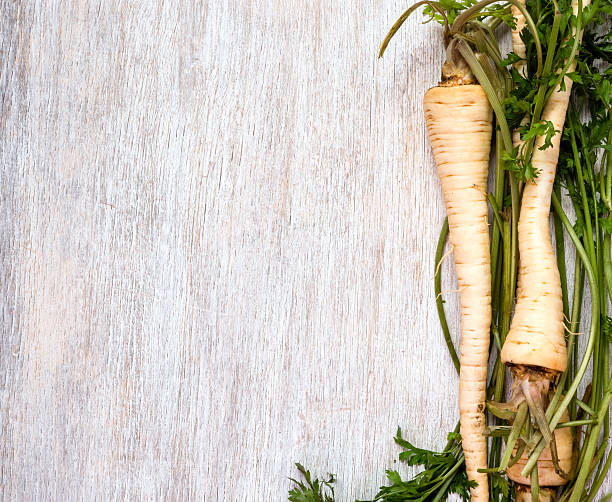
[503,147,540,182]
[289,464,336,502]
[369,429,476,502]
[520,120,560,151]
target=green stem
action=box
[575,399,596,417]
[570,122,603,412]
[451,0,543,75]
[602,235,611,452]
[508,440,526,467]
[568,385,612,501]
[443,421,462,452]
[554,184,569,321]
[564,261,580,396]
[499,402,528,471]
[531,465,539,502]
[431,455,466,502]
[509,177,519,303]
[605,129,612,209]
[555,419,599,428]
[584,446,612,502]
[500,218,513,345]
[434,218,460,375]
[551,0,584,93]
[490,130,506,301]
[521,11,562,163]
[566,256,585,405]
[490,210,514,470]
[492,249,503,332]
[600,130,611,211]
[488,193,505,239]
[604,234,612,301]
[378,1,451,57]
[597,235,610,476]
[570,122,597,264]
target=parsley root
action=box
[424,82,493,502]
[500,3,589,471]
[500,71,574,374]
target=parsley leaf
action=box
[289,464,336,502]
[369,429,476,502]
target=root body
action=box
[424,85,493,501]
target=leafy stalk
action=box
[435,219,460,374]
[289,464,336,502]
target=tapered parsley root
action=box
[498,78,574,488]
[424,83,493,502]
[501,0,589,405]
[498,2,592,497]
[381,6,501,498]
[500,75,573,374]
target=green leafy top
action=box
[422,0,514,27]
[369,430,476,502]
[288,464,336,502]
[289,430,486,502]
[556,1,611,223]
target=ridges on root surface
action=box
[424,84,493,502]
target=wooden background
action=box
[0,1,607,500]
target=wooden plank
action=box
[0,1,607,500]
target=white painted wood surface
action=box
[0,1,607,500]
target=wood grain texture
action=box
[0,1,607,500]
